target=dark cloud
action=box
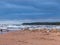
[0,0,59,21]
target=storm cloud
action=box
[0,0,60,22]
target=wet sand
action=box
[0,30,60,45]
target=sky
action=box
[0,0,60,23]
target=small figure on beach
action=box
[0,29,3,32]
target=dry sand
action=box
[0,30,60,45]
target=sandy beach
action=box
[0,30,60,45]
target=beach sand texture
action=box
[0,30,60,45]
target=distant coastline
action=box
[22,22,60,25]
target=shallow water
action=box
[0,32,7,34]
[0,30,17,34]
